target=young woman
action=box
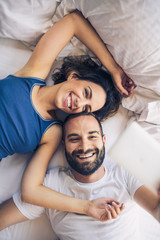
[0,11,134,219]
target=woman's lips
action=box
[65,93,72,109]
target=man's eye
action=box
[69,138,80,142]
[89,136,97,139]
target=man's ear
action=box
[62,140,65,149]
[103,134,106,145]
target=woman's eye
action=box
[84,106,88,113]
[84,88,89,98]
[83,105,91,113]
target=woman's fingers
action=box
[106,202,125,220]
[108,204,118,219]
[112,202,121,215]
[100,201,125,222]
[120,203,125,211]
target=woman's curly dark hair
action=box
[51,56,122,121]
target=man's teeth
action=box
[78,153,94,159]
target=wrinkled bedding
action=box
[0,1,159,239]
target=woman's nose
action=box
[74,98,88,109]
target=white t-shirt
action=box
[13,157,143,240]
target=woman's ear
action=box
[67,71,79,81]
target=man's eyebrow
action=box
[66,131,100,138]
[88,131,100,135]
[67,133,79,139]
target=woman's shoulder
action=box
[12,74,45,84]
[1,74,45,84]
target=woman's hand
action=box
[111,66,136,97]
[86,197,125,222]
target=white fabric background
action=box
[0,0,160,239]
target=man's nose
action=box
[79,138,89,152]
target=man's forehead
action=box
[65,115,101,134]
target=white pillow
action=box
[0,0,62,45]
[122,85,160,114]
[138,101,160,125]
[53,0,160,112]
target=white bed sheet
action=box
[0,0,160,238]
[0,37,159,240]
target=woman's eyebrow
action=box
[88,86,92,99]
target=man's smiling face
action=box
[64,115,105,176]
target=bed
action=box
[0,0,160,239]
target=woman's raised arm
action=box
[14,11,133,95]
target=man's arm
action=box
[134,185,160,222]
[0,198,28,231]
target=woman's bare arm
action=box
[14,11,132,95]
[15,11,117,79]
[0,198,28,231]
[21,124,90,214]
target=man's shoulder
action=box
[104,155,128,177]
[44,166,72,188]
[104,155,118,169]
[46,166,70,177]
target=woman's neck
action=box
[32,84,59,119]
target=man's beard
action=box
[65,145,105,176]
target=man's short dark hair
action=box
[62,112,104,140]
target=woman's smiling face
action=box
[54,78,106,114]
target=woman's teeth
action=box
[67,96,71,108]
[67,94,71,108]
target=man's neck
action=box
[72,165,105,183]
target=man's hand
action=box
[86,197,125,222]
[111,66,136,97]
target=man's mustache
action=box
[72,148,99,157]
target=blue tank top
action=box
[0,75,61,160]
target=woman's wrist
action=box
[108,63,121,77]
